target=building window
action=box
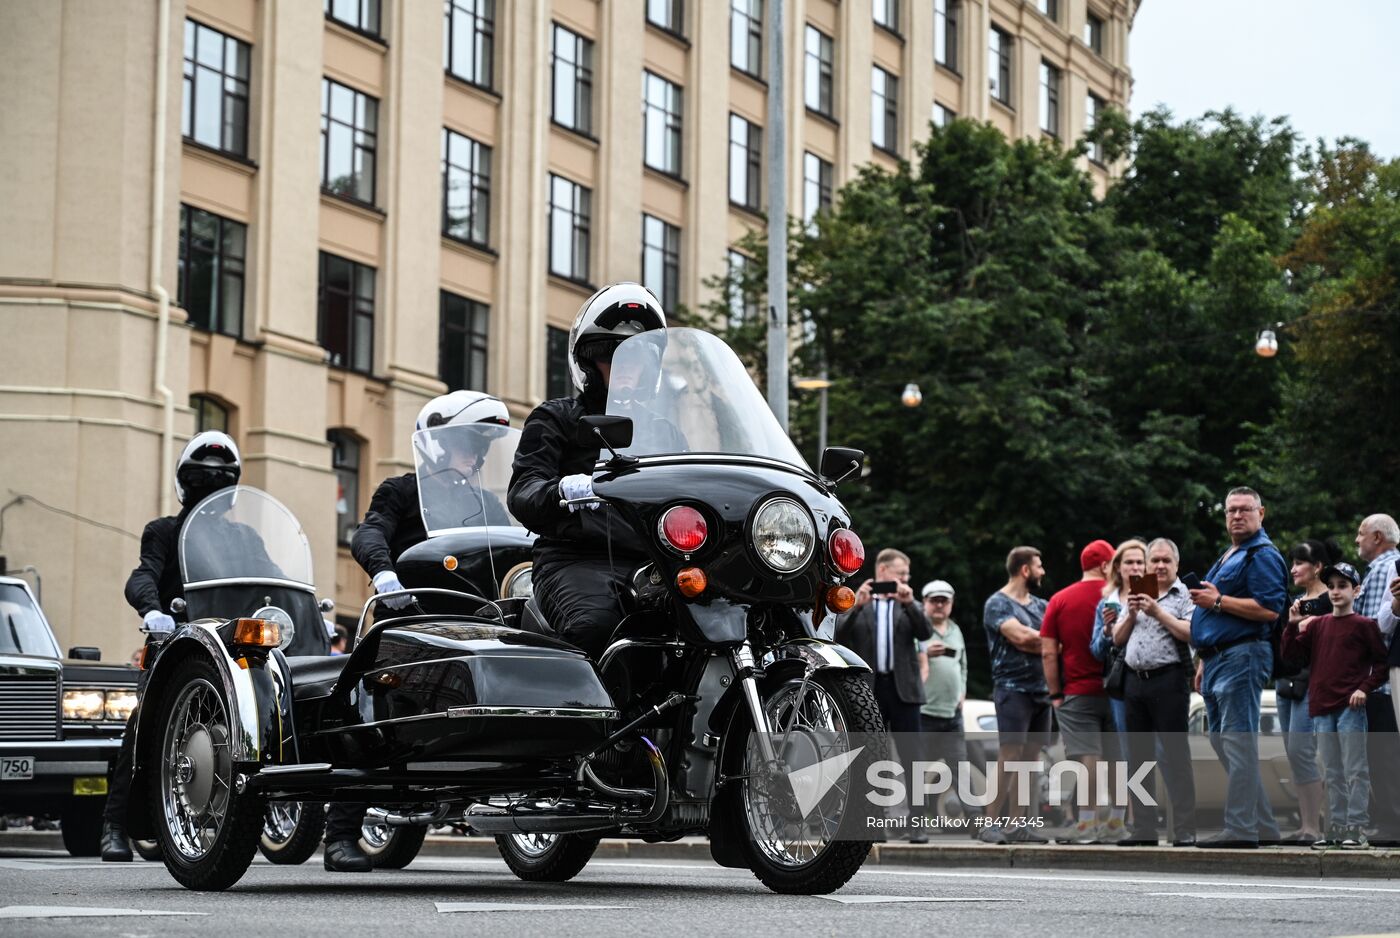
[182,19,250,157]
[177,204,246,338]
[641,215,680,313]
[444,0,495,88]
[871,66,898,153]
[803,152,833,225]
[329,430,361,547]
[546,326,572,400]
[934,0,959,71]
[1084,11,1104,54]
[318,252,375,374]
[647,0,684,35]
[442,128,491,247]
[1040,61,1061,137]
[989,26,1012,106]
[320,78,378,205]
[548,174,591,282]
[439,291,489,392]
[1086,93,1105,164]
[730,0,762,77]
[728,114,762,211]
[727,250,758,325]
[643,71,684,176]
[1036,0,1058,23]
[325,0,380,36]
[873,0,899,32]
[191,394,229,434]
[933,102,956,128]
[551,23,594,135]
[803,26,834,118]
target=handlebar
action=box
[355,587,505,640]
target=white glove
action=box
[559,474,599,512]
[372,570,413,609]
[143,610,176,634]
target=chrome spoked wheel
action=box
[360,817,391,850]
[160,677,234,862]
[262,802,300,845]
[509,832,558,858]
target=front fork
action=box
[732,642,778,765]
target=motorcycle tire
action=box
[361,822,427,869]
[259,801,325,865]
[134,839,164,862]
[494,832,601,882]
[59,799,104,857]
[731,671,884,895]
[148,655,266,891]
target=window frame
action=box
[728,113,763,212]
[182,19,251,158]
[547,173,592,283]
[439,290,490,392]
[1039,60,1061,138]
[873,0,900,34]
[320,77,379,206]
[933,102,956,128]
[934,0,959,72]
[730,0,763,78]
[803,25,835,118]
[328,429,362,548]
[726,250,759,326]
[646,0,685,36]
[802,151,833,225]
[989,25,1012,106]
[1086,92,1106,165]
[643,71,684,177]
[177,203,246,339]
[1036,0,1059,24]
[441,128,492,248]
[551,22,595,136]
[190,394,230,434]
[444,0,495,89]
[1084,10,1105,55]
[317,251,376,375]
[641,214,681,314]
[871,65,899,154]
[545,325,573,400]
[324,0,382,38]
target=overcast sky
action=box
[1129,0,1400,159]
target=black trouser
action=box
[103,705,140,826]
[1366,690,1400,838]
[533,558,633,659]
[1122,663,1196,839]
[325,802,366,843]
[873,673,924,813]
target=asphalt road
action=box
[2,845,1398,938]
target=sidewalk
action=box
[5,830,1397,879]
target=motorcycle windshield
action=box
[412,424,523,536]
[605,328,811,471]
[179,486,314,588]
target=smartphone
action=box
[942,647,959,659]
[871,580,898,595]
[1394,557,1400,577]
[1181,572,1203,591]
[1128,574,1159,599]
[1298,596,1331,617]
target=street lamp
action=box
[793,373,833,464]
[1255,328,1279,358]
[901,383,923,407]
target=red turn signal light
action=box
[676,567,708,598]
[660,506,708,553]
[232,618,281,648]
[828,529,865,575]
[827,586,857,613]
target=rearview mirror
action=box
[819,447,864,486]
[68,646,101,661]
[576,415,634,451]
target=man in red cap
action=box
[1041,539,1123,843]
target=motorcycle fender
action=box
[762,638,870,678]
[680,597,747,644]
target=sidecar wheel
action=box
[731,671,885,895]
[259,801,325,865]
[134,839,164,862]
[149,656,265,891]
[359,820,427,869]
[494,832,600,882]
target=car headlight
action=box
[62,689,106,721]
[103,689,138,723]
[252,605,296,650]
[751,498,816,573]
[501,563,534,600]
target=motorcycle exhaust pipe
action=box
[364,805,451,827]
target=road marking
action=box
[1148,892,1343,900]
[0,859,153,871]
[0,906,207,919]
[435,902,633,914]
[818,895,1020,904]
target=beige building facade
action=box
[0,0,1135,655]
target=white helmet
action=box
[415,390,510,434]
[175,431,241,504]
[568,282,667,395]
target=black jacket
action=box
[124,508,192,620]
[508,397,648,569]
[351,473,427,579]
[836,598,933,705]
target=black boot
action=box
[323,839,372,872]
[100,820,132,862]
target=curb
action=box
[6,830,1396,879]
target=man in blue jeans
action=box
[1189,486,1288,848]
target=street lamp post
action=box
[793,372,833,465]
[766,0,789,430]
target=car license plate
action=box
[1,756,35,780]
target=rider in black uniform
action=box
[508,283,668,660]
[103,432,242,861]
[322,390,512,873]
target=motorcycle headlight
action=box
[62,689,106,721]
[103,689,139,722]
[501,563,534,600]
[751,498,816,573]
[252,605,296,650]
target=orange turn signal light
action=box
[442,555,459,571]
[676,567,708,598]
[232,618,281,648]
[827,585,857,613]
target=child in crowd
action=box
[1281,562,1388,850]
